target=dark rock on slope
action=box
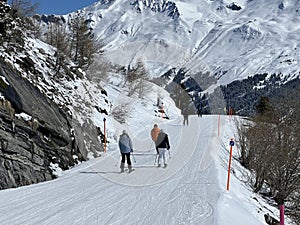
[0,60,86,190]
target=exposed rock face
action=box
[130,0,180,19]
[0,61,86,190]
[227,2,242,11]
[264,213,279,225]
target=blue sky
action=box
[8,0,99,15]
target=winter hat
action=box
[123,130,127,134]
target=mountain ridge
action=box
[47,0,299,86]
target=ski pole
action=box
[149,141,154,152]
[131,152,136,163]
[168,149,171,159]
[154,154,158,165]
[115,154,121,167]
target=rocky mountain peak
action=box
[130,0,179,19]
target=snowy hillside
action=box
[1,34,111,156]
[66,0,300,85]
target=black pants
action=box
[183,116,189,125]
[121,153,131,165]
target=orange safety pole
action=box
[103,118,106,153]
[227,138,235,191]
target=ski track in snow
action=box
[0,115,226,225]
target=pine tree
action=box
[0,0,24,47]
[9,0,38,18]
[126,58,149,98]
[256,96,273,115]
[52,24,69,76]
[69,13,96,68]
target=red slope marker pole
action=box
[161,103,164,119]
[280,204,285,225]
[103,117,107,153]
[227,139,235,191]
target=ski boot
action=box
[128,164,134,173]
[120,162,125,173]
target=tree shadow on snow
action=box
[133,165,158,168]
[80,171,121,175]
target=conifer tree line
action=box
[235,89,300,222]
[38,11,98,72]
[1,0,98,74]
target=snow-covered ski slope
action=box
[0,115,286,225]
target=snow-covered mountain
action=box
[64,0,300,85]
[31,0,300,117]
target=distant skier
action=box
[157,97,163,109]
[118,130,134,172]
[156,129,170,168]
[182,110,189,125]
[197,104,202,117]
[151,124,160,154]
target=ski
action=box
[128,169,135,173]
[120,169,135,173]
[132,153,157,156]
[157,164,167,168]
[132,149,153,153]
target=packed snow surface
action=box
[0,115,289,225]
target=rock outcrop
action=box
[0,60,87,190]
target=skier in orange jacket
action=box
[151,124,160,154]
